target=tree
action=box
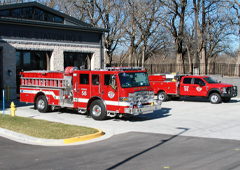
[67,0,127,66]
[160,0,188,72]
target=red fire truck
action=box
[20,67,162,120]
[149,74,238,104]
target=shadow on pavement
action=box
[116,107,171,122]
[170,97,240,103]
[0,99,33,110]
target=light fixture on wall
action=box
[8,70,12,76]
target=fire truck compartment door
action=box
[74,72,90,108]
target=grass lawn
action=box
[0,113,98,139]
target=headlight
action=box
[221,87,227,93]
[119,97,134,102]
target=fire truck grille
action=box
[134,91,151,103]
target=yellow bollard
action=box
[7,85,9,101]
[10,102,17,116]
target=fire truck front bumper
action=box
[124,100,162,115]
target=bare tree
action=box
[227,0,240,76]
[160,0,188,72]
[120,0,165,67]
[67,0,127,66]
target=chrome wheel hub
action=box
[38,99,45,109]
[211,95,218,103]
[92,105,101,117]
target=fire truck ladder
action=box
[21,77,67,88]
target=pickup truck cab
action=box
[149,74,238,104]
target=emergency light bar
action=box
[106,67,143,71]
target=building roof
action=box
[0,1,109,33]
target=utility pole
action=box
[194,0,199,75]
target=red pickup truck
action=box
[149,74,238,104]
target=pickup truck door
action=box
[180,77,193,96]
[192,78,207,96]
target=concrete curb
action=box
[0,127,104,145]
[63,129,104,144]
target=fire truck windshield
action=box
[119,72,150,88]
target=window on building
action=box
[16,50,51,97]
[64,52,90,69]
[0,7,63,23]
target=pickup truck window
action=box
[194,78,205,85]
[183,78,192,84]
[119,72,149,88]
[203,77,217,83]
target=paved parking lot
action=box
[1,97,240,143]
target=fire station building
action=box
[0,2,108,100]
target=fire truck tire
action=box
[36,95,50,113]
[222,97,231,102]
[90,100,107,120]
[209,93,221,104]
[157,91,168,101]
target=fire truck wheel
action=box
[37,95,50,113]
[157,91,168,101]
[90,100,107,120]
[209,93,221,104]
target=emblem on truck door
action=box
[108,91,115,99]
[184,86,189,91]
[196,86,202,92]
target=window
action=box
[0,10,10,17]
[64,52,89,69]
[54,16,63,23]
[0,7,63,23]
[183,78,192,84]
[119,72,149,88]
[34,8,44,20]
[92,75,99,85]
[11,8,21,18]
[22,7,33,19]
[104,74,113,85]
[80,74,89,84]
[194,78,205,85]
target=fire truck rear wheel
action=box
[157,91,168,101]
[37,95,50,113]
[90,100,107,120]
[209,93,221,104]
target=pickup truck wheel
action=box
[222,97,231,102]
[36,95,50,113]
[90,100,107,120]
[209,93,221,104]
[158,92,168,101]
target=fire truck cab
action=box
[20,67,162,120]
